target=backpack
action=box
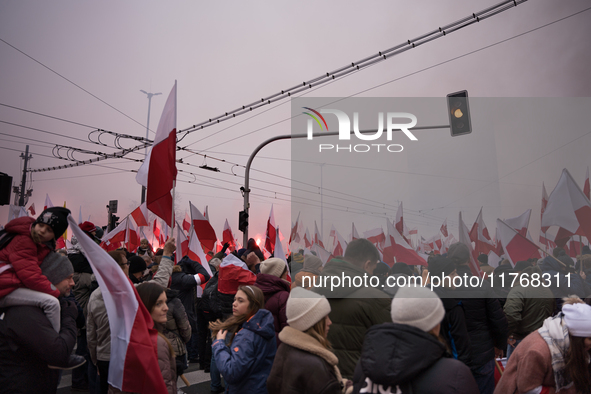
[199,272,219,315]
[0,229,16,251]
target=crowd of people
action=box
[1,207,591,394]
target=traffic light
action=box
[109,214,120,232]
[238,210,249,233]
[447,90,472,137]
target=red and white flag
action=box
[136,82,177,228]
[541,183,550,233]
[175,221,189,264]
[351,223,360,241]
[218,253,256,295]
[222,219,236,252]
[27,203,36,216]
[310,243,333,266]
[125,219,140,253]
[68,216,168,394]
[504,209,531,237]
[469,208,495,255]
[541,168,591,241]
[314,221,324,249]
[395,202,404,236]
[152,219,161,240]
[304,228,313,249]
[440,219,448,237]
[100,218,128,252]
[131,202,150,227]
[189,202,216,254]
[187,228,213,277]
[459,212,483,277]
[289,212,300,246]
[383,219,426,267]
[44,194,53,211]
[273,227,291,282]
[182,212,191,234]
[332,230,348,257]
[584,167,590,200]
[496,219,541,267]
[265,205,277,253]
[364,227,385,247]
[409,228,418,235]
[204,206,209,222]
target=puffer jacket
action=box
[72,271,97,318]
[314,258,391,379]
[254,273,289,346]
[0,216,59,298]
[157,333,177,394]
[267,326,347,394]
[212,309,277,394]
[454,265,508,369]
[161,290,191,357]
[352,323,479,394]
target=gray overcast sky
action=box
[1,0,590,247]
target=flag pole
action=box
[171,180,176,236]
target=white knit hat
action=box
[260,258,286,278]
[286,287,331,332]
[391,286,445,332]
[563,303,591,337]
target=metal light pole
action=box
[140,90,162,203]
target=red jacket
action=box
[0,217,59,298]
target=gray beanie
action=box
[447,242,470,265]
[286,287,331,332]
[260,258,286,278]
[391,286,445,332]
[40,251,74,286]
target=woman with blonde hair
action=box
[210,285,276,393]
[267,287,352,394]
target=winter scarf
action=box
[537,314,573,392]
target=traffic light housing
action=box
[109,214,120,232]
[447,90,472,137]
[238,210,249,233]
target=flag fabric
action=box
[351,223,360,241]
[541,183,550,233]
[175,221,189,265]
[189,202,216,254]
[408,228,418,235]
[218,253,256,294]
[131,203,150,227]
[204,206,209,222]
[187,228,213,278]
[487,250,502,269]
[459,212,483,277]
[289,212,300,245]
[310,243,333,266]
[539,233,557,250]
[504,209,531,237]
[152,220,161,240]
[78,206,83,224]
[67,216,168,394]
[585,167,590,200]
[265,205,277,253]
[100,218,128,251]
[44,194,53,211]
[440,219,448,237]
[222,219,236,252]
[364,227,385,247]
[314,221,324,249]
[182,212,191,234]
[303,228,313,249]
[496,219,541,267]
[469,208,495,255]
[541,168,591,241]
[8,205,28,222]
[136,82,177,228]
[332,230,348,257]
[273,227,291,282]
[125,219,140,253]
[395,203,404,236]
[382,219,426,267]
[27,203,36,216]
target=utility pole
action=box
[140,90,162,203]
[16,145,33,206]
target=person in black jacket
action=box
[352,286,478,394]
[0,252,81,394]
[171,255,211,364]
[448,242,508,394]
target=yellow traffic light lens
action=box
[453,108,463,118]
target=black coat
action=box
[352,323,479,394]
[170,256,211,329]
[453,265,508,369]
[0,301,78,394]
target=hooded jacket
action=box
[170,256,211,329]
[254,273,290,346]
[212,309,277,394]
[314,258,391,379]
[0,217,59,298]
[352,323,479,394]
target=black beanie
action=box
[128,255,147,274]
[34,207,71,239]
[428,256,456,278]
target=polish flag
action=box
[539,233,556,249]
[265,205,277,253]
[289,212,300,245]
[541,183,550,233]
[125,219,140,253]
[44,194,53,211]
[584,167,590,200]
[459,212,483,277]
[182,212,191,234]
[504,209,531,237]
[310,243,333,266]
[152,220,161,240]
[204,206,209,222]
[364,227,385,247]
[395,202,404,236]
[383,219,426,267]
[100,218,128,252]
[218,253,256,295]
[351,223,360,241]
[171,221,187,264]
[273,227,291,282]
[440,219,448,237]
[67,216,168,394]
[222,219,236,252]
[408,228,418,235]
[314,221,324,249]
[332,230,348,257]
[189,202,216,254]
[469,208,495,255]
[542,168,591,241]
[136,82,177,228]
[496,219,541,267]
[303,228,313,249]
[187,228,213,278]
[27,203,36,216]
[131,203,150,227]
